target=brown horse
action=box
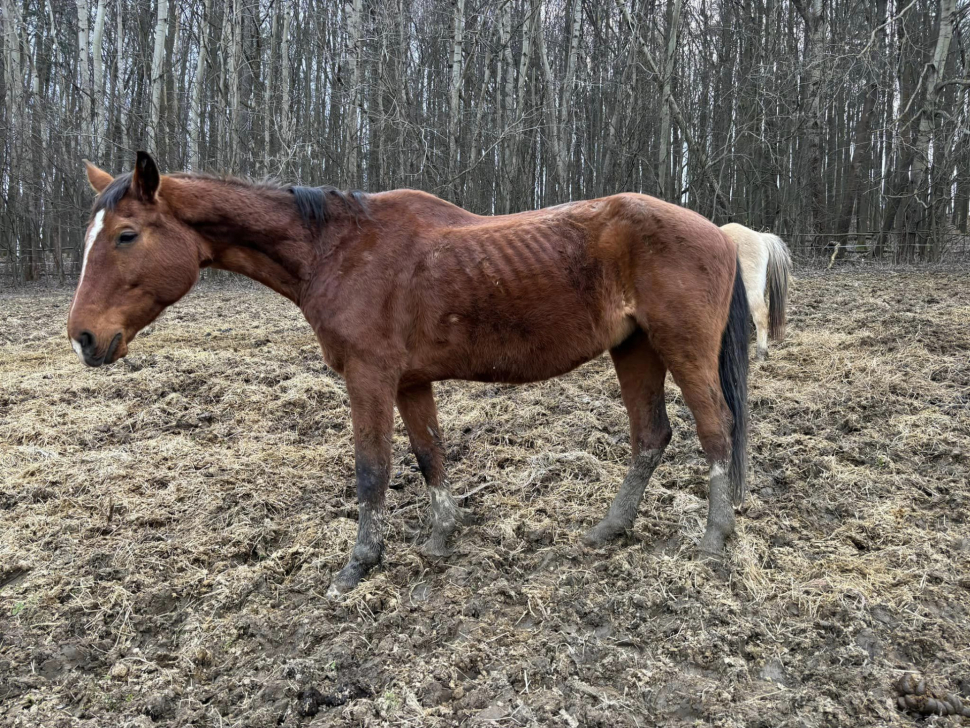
[69,152,750,596]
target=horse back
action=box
[311,191,735,384]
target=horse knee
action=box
[637,424,671,455]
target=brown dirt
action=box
[2,269,969,727]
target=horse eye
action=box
[117,231,138,246]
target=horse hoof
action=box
[696,530,728,563]
[696,548,722,563]
[419,538,452,559]
[327,561,368,597]
[582,520,629,547]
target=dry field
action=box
[1,269,969,727]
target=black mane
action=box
[289,185,368,227]
[92,170,368,228]
[93,172,134,213]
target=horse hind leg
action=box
[584,330,671,546]
[397,382,462,557]
[750,294,770,360]
[662,349,736,557]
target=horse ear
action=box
[133,151,161,202]
[84,160,114,194]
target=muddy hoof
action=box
[698,529,729,557]
[419,537,452,559]
[326,561,369,598]
[696,548,724,564]
[696,547,730,579]
[583,519,630,547]
[755,349,767,361]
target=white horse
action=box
[721,223,793,360]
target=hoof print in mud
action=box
[143,691,175,720]
[894,674,970,718]
[296,687,324,717]
[297,683,370,716]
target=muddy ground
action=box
[1,268,969,727]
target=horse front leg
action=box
[397,382,461,557]
[327,363,397,597]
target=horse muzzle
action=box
[71,331,125,367]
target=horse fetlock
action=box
[351,539,382,567]
[593,452,662,536]
[328,534,383,596]
[420,487,460,558]
[352,503,386,562]
[430,487,459,533]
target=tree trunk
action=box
[279,2,293,171]
[447,0,464,202]
[499,4,515,213]
[263,3,278,173]
[833,0,885,240]
[343,0,362,186]
[76,0,91,157]
[3,0,24,281]
[793,0,827,239]
[906,0,957,260]
[509,3,534,211]
[658,0,683,200]
[536,2,565,201]
[561,0,582,200]
[148,0,170,154]
[190,0,210,170]
[91,0,106,156]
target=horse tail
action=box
[762,233,792,341]
[719,258,751,504]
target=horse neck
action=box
[164,177,324,304]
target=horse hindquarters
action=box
[632,242,750,557]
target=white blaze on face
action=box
[70,209,106,361]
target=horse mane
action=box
[93,170,368,229]
[93,173,134,213]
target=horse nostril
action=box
[78,331,96,353]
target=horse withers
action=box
[69,152,751,596]
[721,223,792,360]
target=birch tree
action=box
[2,0,970,282]
[148,0,170,154]
[447,0,465,202]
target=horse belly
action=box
[430,293,635,384]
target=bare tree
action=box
[190,0,211,170]
[148,0,170,154]
[657,0,683,200]
[2,0,969,283]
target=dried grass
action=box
[1,270,969,727]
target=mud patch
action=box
[1,270,969,726]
